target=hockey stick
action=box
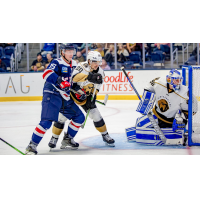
[95,94,109,106]
[81,84,97,129]
[0,138,25,155]
[121,67,168,144]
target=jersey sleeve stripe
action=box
[43,69,54,80]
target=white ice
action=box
[0,100,200,155]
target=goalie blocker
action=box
[136,90,156,115]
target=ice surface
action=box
[0,100,199,155]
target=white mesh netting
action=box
[192,68,200,126]
[191,67,200,143]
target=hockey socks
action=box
[52,122,65,138]
[31,121,52,145]
[93,118,107,135]
[52,120,82,139]
[67,121,82,138]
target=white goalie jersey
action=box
[145,77,191,124]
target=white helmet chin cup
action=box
[87,51,102,65]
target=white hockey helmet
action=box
[166,69,183,91]
[87,51,102,65]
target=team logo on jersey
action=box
[62,67,68,73]
[158,99,169,112]
[83,84,94,95]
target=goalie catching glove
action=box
[172,110,186,132]
[136,90,156,115]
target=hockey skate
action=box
[102,133,115,147]
[60,132,79,150]
[48,136,58,149]
[25,142,38,155]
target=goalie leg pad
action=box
[136,115,157,128]
[136,127,184,145]
[125,115,157,142]
[136,90,156,115]
[125,127,136,141]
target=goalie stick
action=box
[121,67,182,145]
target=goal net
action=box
[182,66,200,146]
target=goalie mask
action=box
[166,69,183,91]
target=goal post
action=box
[182,65,200,146]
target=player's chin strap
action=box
[121,67,183,145]
[62,55,71,64]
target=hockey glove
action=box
[73,85,87,100]
[87,72,102,84]
[57,76,70,92]
[85,94,96,110]
[75,89,87,100]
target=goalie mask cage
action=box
[182,66,200,146]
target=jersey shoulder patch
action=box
[150,77,160,86]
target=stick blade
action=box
[104,94,109,105]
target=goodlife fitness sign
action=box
[98,70,169,95]
[101,71,134,94]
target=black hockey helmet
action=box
[60,43,74,51]
[60,43,75,63]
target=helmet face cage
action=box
[166,69,183,91]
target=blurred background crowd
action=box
[0,43,199,73]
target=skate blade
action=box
[105,142,115,147]
[60,145,78,150]
[25,151,37,155]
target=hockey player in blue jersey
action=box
[25,44,86,155]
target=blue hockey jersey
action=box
[42,57,77,93]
